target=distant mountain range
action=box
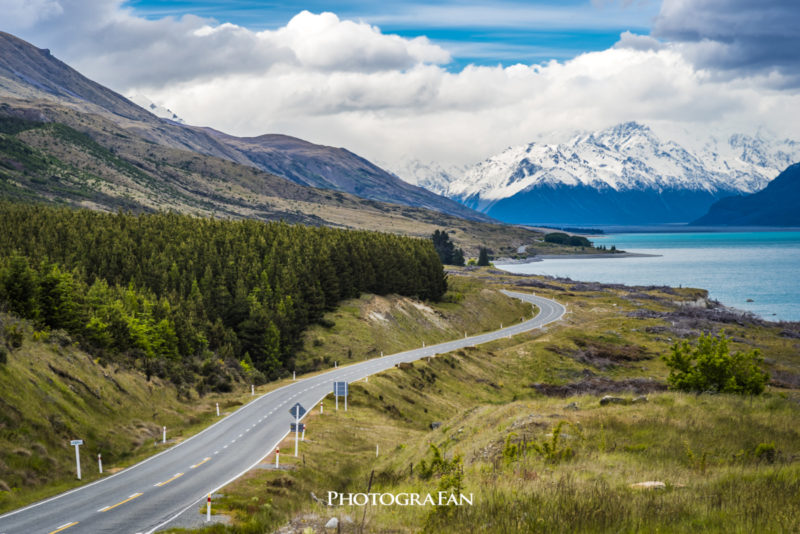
[400,122,800,225]
[0,31,488,223]
[692,163,800,226]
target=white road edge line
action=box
[146,291,563,534]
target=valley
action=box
[0,13,799,534]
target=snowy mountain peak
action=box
[405,122,800,224]
[444,122,799,204]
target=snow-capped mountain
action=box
[389,159,465,196]
[438,122,800,225]
[127,94,185,124]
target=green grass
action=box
[0,314,308,514]
[293,276,534,372]
[173,270,800,533]
[0,276,537,515]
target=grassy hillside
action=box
[0,312,251,513]
[0,275,541,514]
[294,276,533,371]
[0,106,557,256]
[174,269,800,533]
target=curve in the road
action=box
[0,291,564,534]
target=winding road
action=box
[0,290,564,534]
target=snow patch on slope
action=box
[128,94,185,124]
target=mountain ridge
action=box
[691,163,800,226]
[0,31,489,222]
[407,122,799,224]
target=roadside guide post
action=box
[289,403,307,457]
[70,439,83,480]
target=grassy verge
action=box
[0,315,340,514]
[294,277,533,371]
[0,280,532,514]
[173,268,800,533]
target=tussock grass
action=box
[176,270,800,533]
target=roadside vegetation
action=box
[0,265,529,514]
[171,267,800,534]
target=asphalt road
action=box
[0,290,564,534]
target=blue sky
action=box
[125,0,659,69]
[5,0,797,167]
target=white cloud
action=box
[614,30,663,51]
[3,0,799,171]
[1,0,63,28]
[272,11,450,71]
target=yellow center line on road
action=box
[191,457,211,469]
[48,521,78,534]
[155,472,184,487]
[99,492,143,512]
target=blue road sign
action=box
[289,402,306,419]
[290,422,306,432]
[333,381,348,396]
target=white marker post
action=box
[70,440,83,480]
[98,452,103,474]
[251,384,255,396]
[320,402,323,414]
[380,351,383,357]
[334,361,338,368]
[275,447,280,468]
[206,494,211,521]
[162,426,166,444]
[376,444,379,457]
[422,341,425,348]
[216,402,220,416]
[293,371,296,381]
[294,411,299,457]
[301,425,306,441]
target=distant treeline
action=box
[544,232,593,247]
[0,204,446,391]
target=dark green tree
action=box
[477,247,491,266]
[451,248,465,267]
[431,229,455,265]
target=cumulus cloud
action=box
[144,45,800,168]
[2,0,63,28]
[652,0,800,84]
[614,30,663,51]
[4,0,450,88]
[3,0,799,169]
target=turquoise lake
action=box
[496,231,800,322]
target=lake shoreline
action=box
[493,230,800,322]
[496,251,661,264]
